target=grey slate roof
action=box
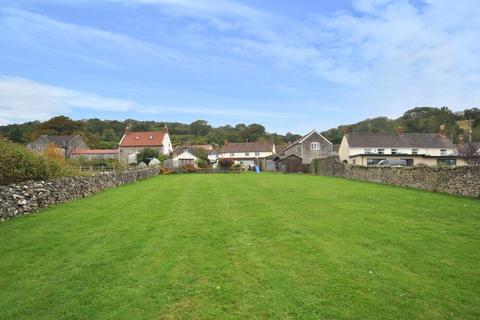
[346,133,455,149]
[42,135,77,148]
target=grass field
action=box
[1,173,479,319]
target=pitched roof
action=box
[70,149,119,155]
[283,130,332,151]
[41,135,77,148]
[346,132,455,149]
[221,141,274,153]
[119,131,166,147]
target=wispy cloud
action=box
[0,7,194,67]
[0,77,303,125]
[111,0,268,19]
[0,77,136,124]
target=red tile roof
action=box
[119,131,166,147]
[71,149,119,155]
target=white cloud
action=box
[0,77,303,125]
[0,77,136,124]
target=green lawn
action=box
[1,173,479,320]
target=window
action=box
[352,159,356,165]
[440,149,447,156]
[437,159,456,167]
[255,152,260,156]
[412,148,419,155]
[367,158,385,166]
[311,142,320,150]
[230,153,234,157]
[378,148,385,155]
[364,148,372,154]
[391,148,398,155]
[245,152,250,156]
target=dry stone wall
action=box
[308,156,480,198]
[0,167,160,221]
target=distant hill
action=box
[0,116,301,149]
[1,107,478,148]
[321,107,480,144]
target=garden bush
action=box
[0,137,63,185]
[180,164,196,173]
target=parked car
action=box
[376,159,408,167]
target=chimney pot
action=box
[438,124,446,136]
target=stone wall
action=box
[0,167,160,221]
[307,156,480,198]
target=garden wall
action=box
[307,157,480,198]
[0,167,160,221]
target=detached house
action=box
[27,135,89,159]
[220,141,275,166]
[339,126,465,167]
[118,127,173,163]
[282,130,333,164]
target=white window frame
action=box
[378,148,385,155]
[245,152,250,156]
[364,148,372,154]
[311,142,320,151]
[255,152,260,156]
[440,148,447,156]
[391,148,398,155]
[412,148,419,155]
[229,153,235,157]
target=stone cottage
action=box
[282,130,333,164]
[27,135,89,159]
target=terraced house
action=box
[220,141,276,166]
[339,126,465,166]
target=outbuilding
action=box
[274,154,303,173]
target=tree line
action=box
[1,106,479,148]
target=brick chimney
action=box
[343,127,349,135]
[438,124,446,137]
[163,125,169,134]
[124,126,131,134]
[224,139,229,145]
[396,126,404,135]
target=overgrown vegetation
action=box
[0,137,63,185]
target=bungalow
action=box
[27,135,89,159]
[220,141,275,166]
[118,126,173,164]
[339,126,465,167]
[171,146,205,168]
[282,130,333,164]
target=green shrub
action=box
[196,158,209,169]
[0,137,63,185]
[136,148,160,164]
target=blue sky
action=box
[0,0,479,134]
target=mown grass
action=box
[1,173,479,319]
